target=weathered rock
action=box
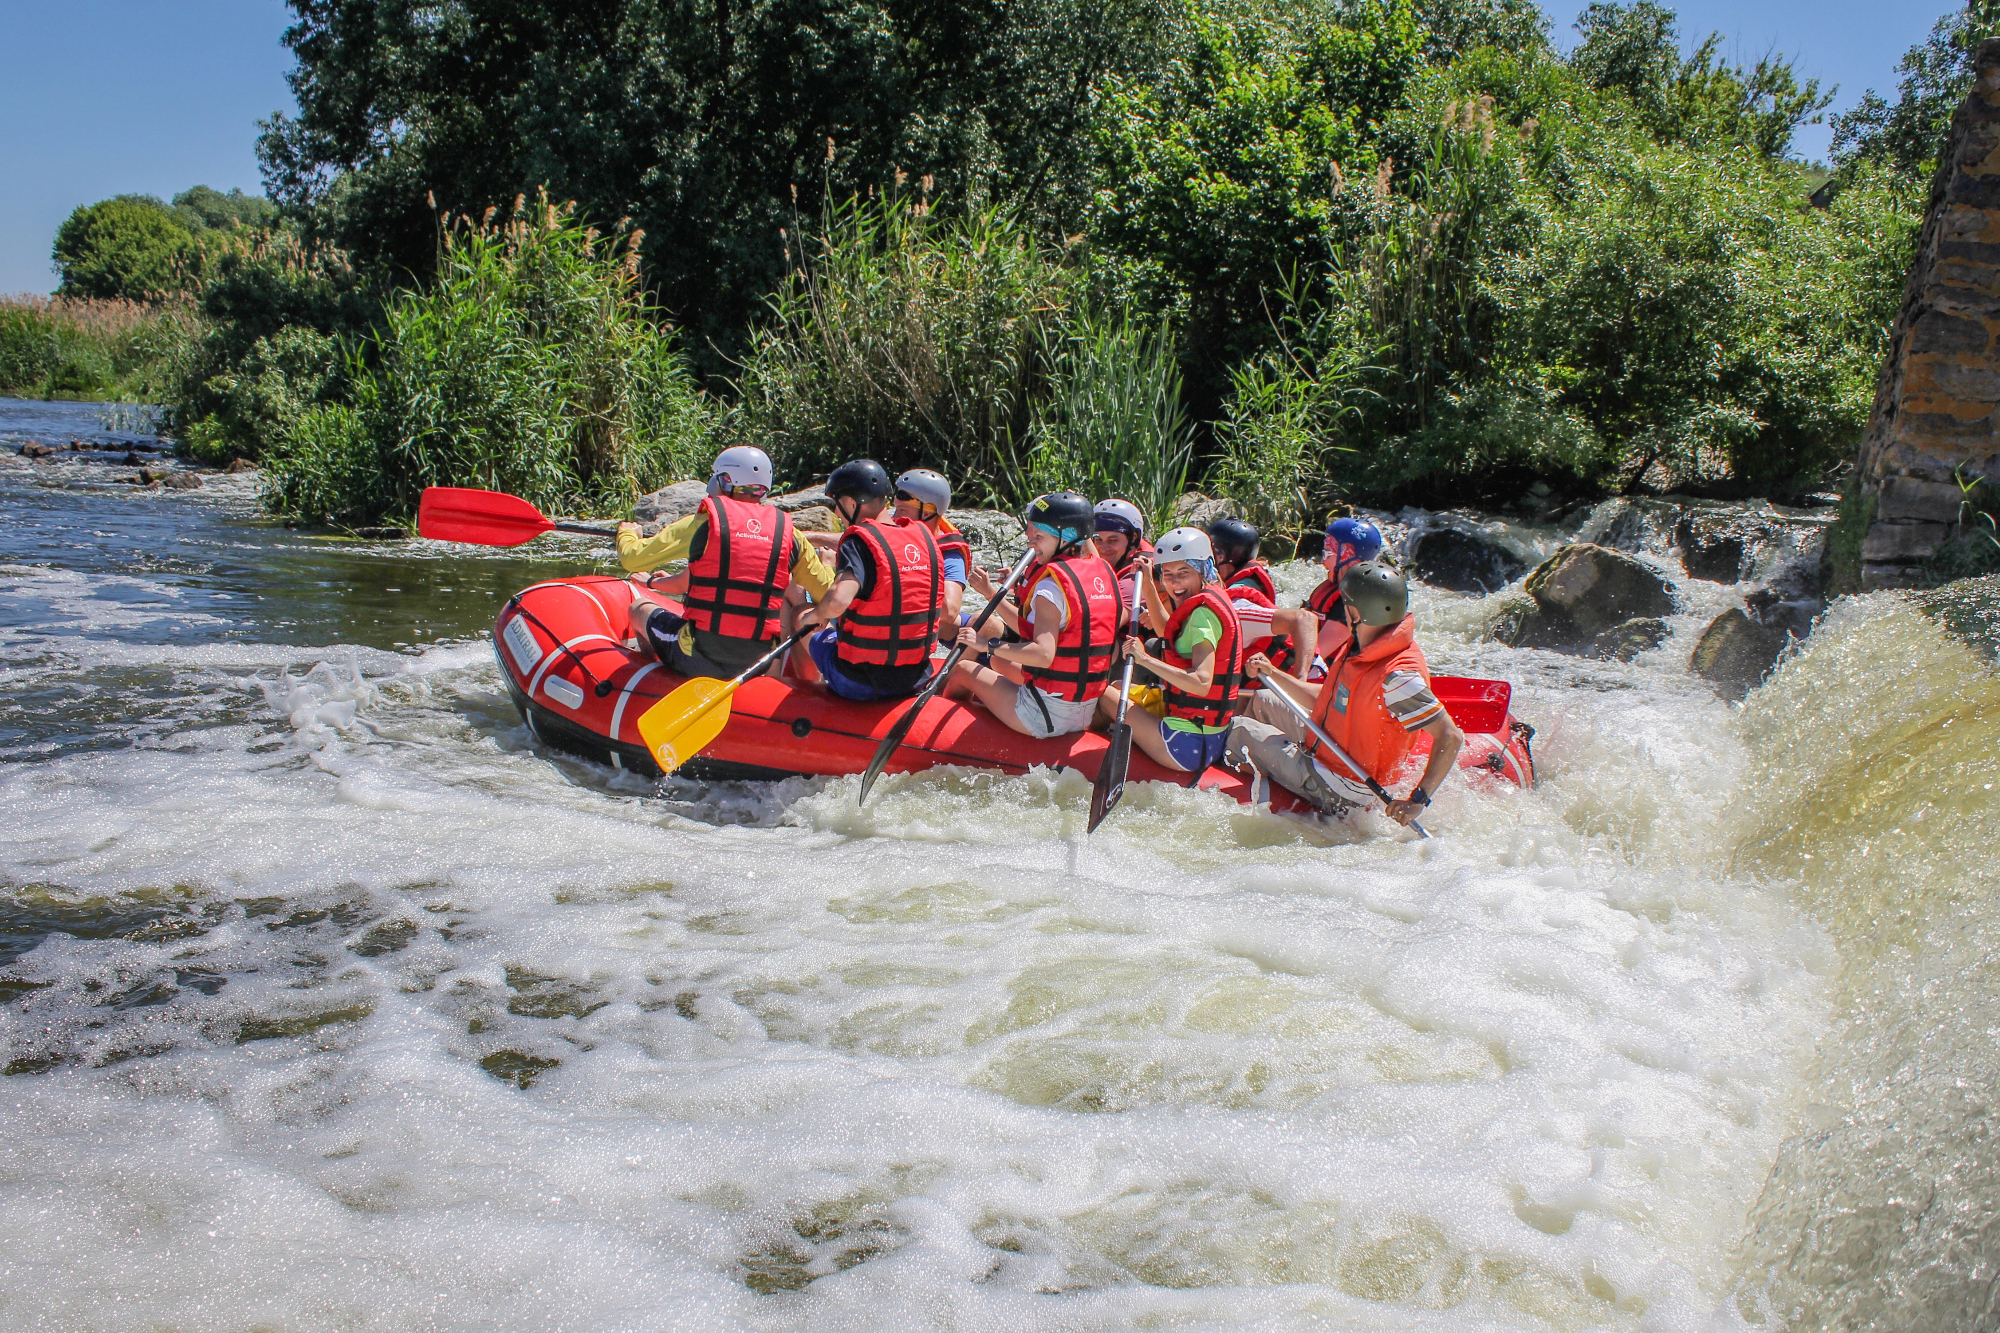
[353,525,409,540]
[1404,516,1532,593]
[223,457,257,475]
[123,450,143,466]
[631,479,707,525]
[789,505,841,534]
[140,467,202,490]
[1171,492,1239,529]
[1674,502,1834,591]
[18,442,53,459]
[1848,38,2000,588]
[1499,543,1679,654]
[947,508,1026,568]
[1572,497,1683,555]
[770,485,831,512]
[1690,608,1795,701]
[1589,617,1672,663]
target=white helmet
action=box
[1093,497,1145,537]
[895,468,951,515]
[1153,526,1214,565]
[709,445,774,496]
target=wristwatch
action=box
[1406,786,1431,806]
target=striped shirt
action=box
[1381,669,1445,731]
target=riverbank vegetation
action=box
[47,0,1975,535]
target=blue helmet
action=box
[1324,516,1383,573]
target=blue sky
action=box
[0,0,1956,294]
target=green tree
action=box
[255,0,1173,366]
[172,185,281,232]
[52,197,195,301]
[1832,1,2000,183]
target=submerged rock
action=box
[141,467,202,490]
[1497,543,1679,653]
[1404,515,1532,593]
[1690,608,1795,701]
[1589,617,1672,664]
[224,457,257,474]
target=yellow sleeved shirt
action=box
[616,509,835,598]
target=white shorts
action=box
[1009,682,1100,739]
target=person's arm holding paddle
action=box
[965,562,1028,638]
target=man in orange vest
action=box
[616,445,835,678]
[790,458,946,701]
[1226,562,1462,825]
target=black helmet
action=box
[826,458,892,502]
[1024,492,1094,548]
[1207,516,1261,566]
[1339,561,1409,626]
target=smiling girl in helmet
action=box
[1104,526,1246,773]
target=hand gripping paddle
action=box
[857,546,1038,806]
[1256,671,1429,839]
[636,626,811,774]
[1087,564,1147,832]
[417,486,621,546]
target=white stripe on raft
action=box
[609,662,661,743]
[528,633,618,696]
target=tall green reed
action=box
[1019,308,1193,535]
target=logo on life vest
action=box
[903,543,923,566]
[1334,683,1351,714]
[1092,577,1108,595]
[744,516,764,535]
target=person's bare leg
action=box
[1120,705,1178,768]
[627,599,659,658]
[960,666,1038,736]
[790,630,823,685]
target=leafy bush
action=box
[731,192,1073,499]
[53,198,199,302]
[262,195,712,525]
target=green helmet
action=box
[1339,561,1409,626]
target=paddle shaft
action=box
[856,546,1038,805]
[1086,565,1146,833]
[1256,669,1429,839]
[555,521,621,539]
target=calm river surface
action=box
[0,397,1992,1331]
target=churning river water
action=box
[0,398,1993,1333]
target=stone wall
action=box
[1854,39,2000,589]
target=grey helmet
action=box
[1338,561,1409,626]
[709,445,773,497]
[895,468,951,516]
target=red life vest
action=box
[1020,554,1122,702]
[1159,586,1243,729]
[1307,615,1430,787]
[837,517,942,669]
[683,495,796,642]
[1227,563,1278,602]
[1305,579,1342,618]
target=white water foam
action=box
[0,563,1836,1331]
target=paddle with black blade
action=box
[857,546,1038,806]
[1087,563,1147,833]
[1255,667,1430,840]
[417,486,622,546]
[635,625,813,775]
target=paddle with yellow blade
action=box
[636,627,811,774]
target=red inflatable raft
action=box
[492,576,1535,805]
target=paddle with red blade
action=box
[417,486,621,547]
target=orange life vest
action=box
[1021,554,1122,702]
[1304,578,1342,618]
[837,518,942,669]
[932,523,972,574]
[683,495,796,642]
[1307,615,1429,787]
[1159,586,1243,729]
